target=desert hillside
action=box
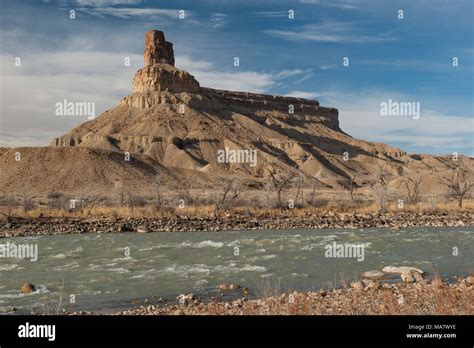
[1,30,473,205]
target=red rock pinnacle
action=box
[144,30,175,66]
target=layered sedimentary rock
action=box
[132,64,200,94]
[46,29,473,194]
[132,30,199,94]
[144,30,174,66]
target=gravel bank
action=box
[0,211,472,237]
[115,276,474,315]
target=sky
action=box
[0,0,473,156]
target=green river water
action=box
[0,226,472,314]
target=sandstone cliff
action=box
[1,30,472,197]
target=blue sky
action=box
[0,0,472,155]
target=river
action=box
[0,226,473,314]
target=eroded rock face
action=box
[144,30,174,66]
[133,30,200,93]
[49,29,431,192]
[132,64,200,93]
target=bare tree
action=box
[19,187,33,213]
[112,179,125,207]
[127,192,135,214]
[349,175,356,201]
[216,177,243,214]
[373,164,391,212]
[48,192,64,210]
[0,196,17,220]
[263,182,273,213]
[293,174,305,206]
[309,180,317,205]
[439,168,473,208]
[154,175,166,212]
[266,163,294,207]
[178,181,192,206]
[399,176,422,204]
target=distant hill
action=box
[1,30,472,199]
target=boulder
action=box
[350,281,364,290]
[412,271,424,282]
[218,283,241,290]
[399,270,424,283]
[177,293,197,305]
[401,272,415,283]
[382,266,424,275]
[362,279,381,290]
[362,270,385,279]
[136,225,149,233]
[20,282,35,294]
[218,284,230,290]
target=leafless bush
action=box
[266,163,294,207]
[439,168,473,208]
[373,164,391,212]
[47,192,67,209]
[399,176,422,204]
[154,175,167,212]
[293,175,305,207]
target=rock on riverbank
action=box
[115,277,473,315]
[0,211,472,237]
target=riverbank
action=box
[115,276,473,315]
[1,210,472,236]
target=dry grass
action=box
[115,275,474,316]
[1,198,472,220]
[185,278,473,315]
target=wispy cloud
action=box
[265,20,395,43]
[1,50,307,147]
[210,13,227,28]
[285,90,321,99]
[294,73,314,84]
[298,0,359,10]
[274,69,312,79]
[359,58,470,71]
[177,56,275,92]
[251,11,293,18]
[74,0,142,6]
[319,64,337,70]
[0,51,142,146]
[78,7,189,20]
[319,89,473,155]
[177,58,314,93]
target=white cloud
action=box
[275,69,312,79]
[299,0,359,10]
[0,52,141,146]
[265,20,394,43]
[176,56,274,92]
[176,57,311,93]
[78,7,188,20]
[74,0,142,6]
[210,13,227,29]
[320,64,337,70]
[285,90,321,99]
[319,89,473,154]
[1,51,306,147]
[251,11,293,18]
